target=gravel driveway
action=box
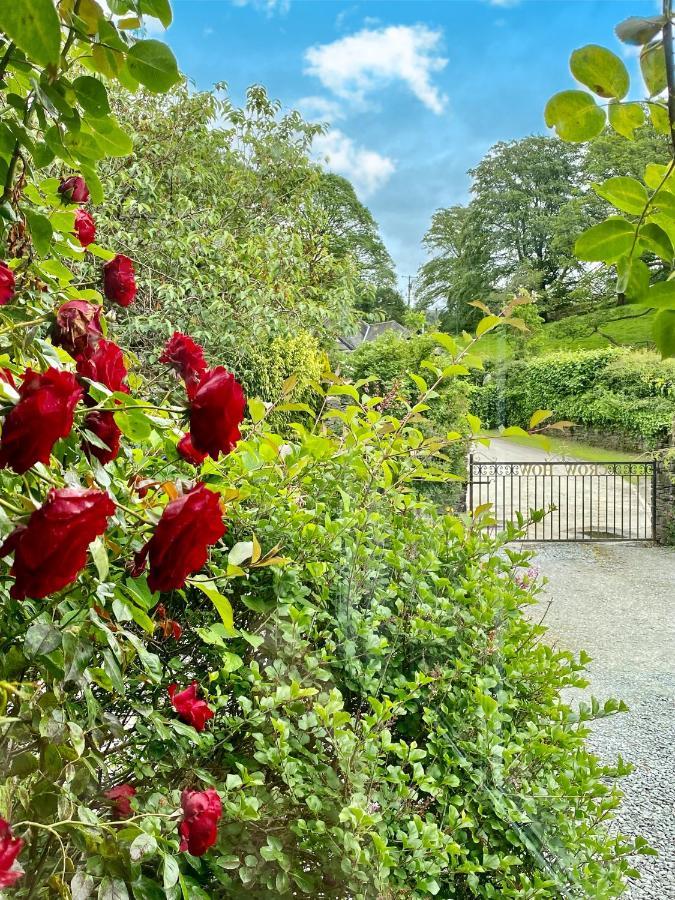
[532,540,675,897]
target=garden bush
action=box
[473,347,675,446]
[0,3,651,899]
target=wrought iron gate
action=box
[468,456,656,541]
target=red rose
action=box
[73,208,96,247]
[179,788,222,856]
[0,819,23,888]
[76,339,129,395]
[58,175,89,204]
[83,410,121,465]
[103,254,136,307]
[0,368,15,389]
[169,683,214,732]
[0,368,82,474]
[0,262,15,305]
[189,367,245,460]
[177,433,206,466]
[105,784,136,818]
[0,487,114,600]
[160,333,207,392]
[52,301,103,359]
[136,483,226,592]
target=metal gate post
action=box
[468,453,474,513]
[652,461,658,541]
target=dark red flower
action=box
[0,368,15,389]
[160,333,207,392]
[0,819,23,888]
[0,368,82,474]
[73,208,96,247]
[140,483,226,592]
[0,262,15,305]
[58,175,89,204]
[179,788,222,856]
[105,784,136,818]
[177,433,206,466]
[169,683,214,732]
[76,339,129,395]
[82,410,121,465]
[0,487,114,600]
[103,254,136,307]
[52,301,103,359]
[189,367,245,460]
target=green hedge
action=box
[473,348,675,446]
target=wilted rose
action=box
[169,682,214,732]
[0,487,114,600]
[73,208,96,247]
[160,333,207,392]
[0,819,23,888]
[0,262,15,305]
[52,300,103,359]
[103,254,136,307]
[179,788,222,856]
[58,175,90,204]
[189,367,245,460]
[0,368,82,474]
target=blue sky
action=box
[153,0,654,290]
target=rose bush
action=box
[0,2,652,899]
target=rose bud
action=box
[0,368,83,474]
[82,410,121,465]
[104,784,136,818]
[0,262,15,305]
[169,683,214,732]
[177,433,207,466]
[189,367,245,460]
[76,339,129,396]
[0,487,114,600]
[0,819,23,888]
[160,333,207,392]
[52,300,103,359]
[134,483,226,593]
[58,175,89,204]
[179,788,222,857]
[103,254,136,307]
[73,208,96,247]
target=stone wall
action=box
[654,452,675,544]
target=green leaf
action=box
[608,102,645,140]
[544,90,605,142]
[615,15,664,45]
[162,855,180,891]
[641,43,667,96]
[475,314,500,337]
[87,116,134,157]
[529,409,552,429]
[24,622,62,657]
[115,407,153,441]
[228,541,253,567]
[71,871,95,900]
[654,309,675,357]
[98,877,129,900]
[126,39,180,93]
[0,0,60,67]
[24,209,53,256]
[642,279,675,308]
[593,176,648,215]
[640,222,673,261]
[644,162,675,192]
[570,44,629,99]
[617,256,650,301]
[574,217,635,262]
[90,536,109,581]
[73,75,111,117]
[221,651,243,673]
[248,397,266,424]
[194,582,236,634]
[130,833,158,862]
[648,102,670,136]
[140,0,173,27]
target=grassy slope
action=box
[472,306,656,363]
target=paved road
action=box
[470,438,654,540]
[468,440,674,896]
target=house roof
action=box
[337,319,409,351]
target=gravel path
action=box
[532,542,675,897]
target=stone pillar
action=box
[654,453,675,544]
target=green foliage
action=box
[473,347,675,445]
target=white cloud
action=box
[312,128,395,198]
[296,95,345,122]
[304,25,448,114]
[231,0,290,15]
